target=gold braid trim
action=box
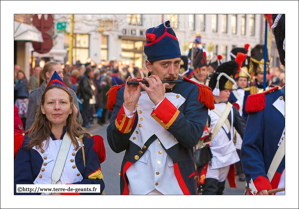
[78,135,86,167]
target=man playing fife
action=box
[106,20,214,195]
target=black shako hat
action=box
[193,49,207,69]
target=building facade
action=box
[28,14,279,69]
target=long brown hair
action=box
[27,84,88,150]
[39,61,60,87]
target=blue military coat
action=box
[106,77,214,195]
[14,131,105,195]
[241,87,285,195]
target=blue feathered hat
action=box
[47,71,68,89]
[144,20,181,62]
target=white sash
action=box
[51,133,72,184]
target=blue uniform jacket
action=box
[14,133,105,195]
[107,78,211,195]
[241,88,285,194]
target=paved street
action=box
[87,122,247,195]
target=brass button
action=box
[158,141,161,145]
[140,118,143,121]
[157,161,161,165]
[142,145,146,149]
[160,120,163,123]
[249,188,252,192]
[133,137,136,140]
[70,159,74,162]
[41,143,44,147]
[136,104,139,107]
[253,191,257,195]
[165,125,169,129]
[139,124,142,127]
[43,156,47,160]
[41,168,45,172]
[134,155,139,160]
[158,151,162,154]
[72,165,76,169]
[177,105,179,108]
[136,131,139,134]
[249,180,252,184]
[139,110,142,114]
[138,150,143,154]
[176,95,180,98]
[284,132,285,135]
[282,137,284,140]
[280,97,283,100]
[156,172,159,175]
[279,142,281,145]
[43,162,47,166]
[41,149,44,153]
[122,114,125,117]
[72,153,76,156]
[119,172,121,176]
[39,174,42,178]
[77,173,80,176]
[152,113,156,116]
[155,182,159,186]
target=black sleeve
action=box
[233,105,246,138]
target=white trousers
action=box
[206,164,230,182]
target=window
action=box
[167,14,179,29]
[231,15,237,34]
[198,14,205,32]
[212,14,218,33]
[72,34,89,63]
[241,15,246,35]
[213,45,218,56]
[121,39,145,68]
[221,45,227,61]
[101,35,108,61]
[127,14,142,26]
[249,14,255,36]
[189,14,195,31]
[222,14,228,33]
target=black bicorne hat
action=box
[209,61,239,96]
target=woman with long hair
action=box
[14,72,105,195]
[14,70,29,130]
[26,61,82,131]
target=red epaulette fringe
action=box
[14,131,29,159]
[92,135,106,164]
[245,86,279,113]
[106,84,125,111]
[183,77,215,110]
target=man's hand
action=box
[139,75,169,106]
[257,189,274,195]
[124,76,142,111]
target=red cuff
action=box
[115,105,136,133]
[249,176,272,195]
[151,98,180,129]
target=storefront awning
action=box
[14,21,43,43]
